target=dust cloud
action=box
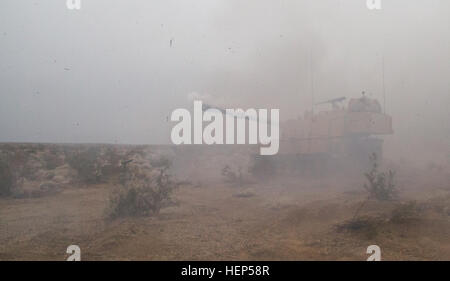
[0,1,449,261]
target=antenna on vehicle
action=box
[310,48,315,114]
[382,55,386,114]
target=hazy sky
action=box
[0,1,449,161]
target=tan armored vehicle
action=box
[252,95,393,176]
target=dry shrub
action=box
[66,147,103,184]
[352,154,397,220]
[0,156,15,197]
[100,147,123,179]
[12,181,59,199]
[43,152,63,170]
[336,216,382,239]
[364,153,396,201]
[150,156,172,169]
[390,201,425,224]
[108,157,179,219]
[428,195,450,216]
[390,201,422,224]
[221,165,243,186]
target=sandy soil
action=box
[1,163,449,261]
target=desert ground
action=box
[0,143,449,260]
